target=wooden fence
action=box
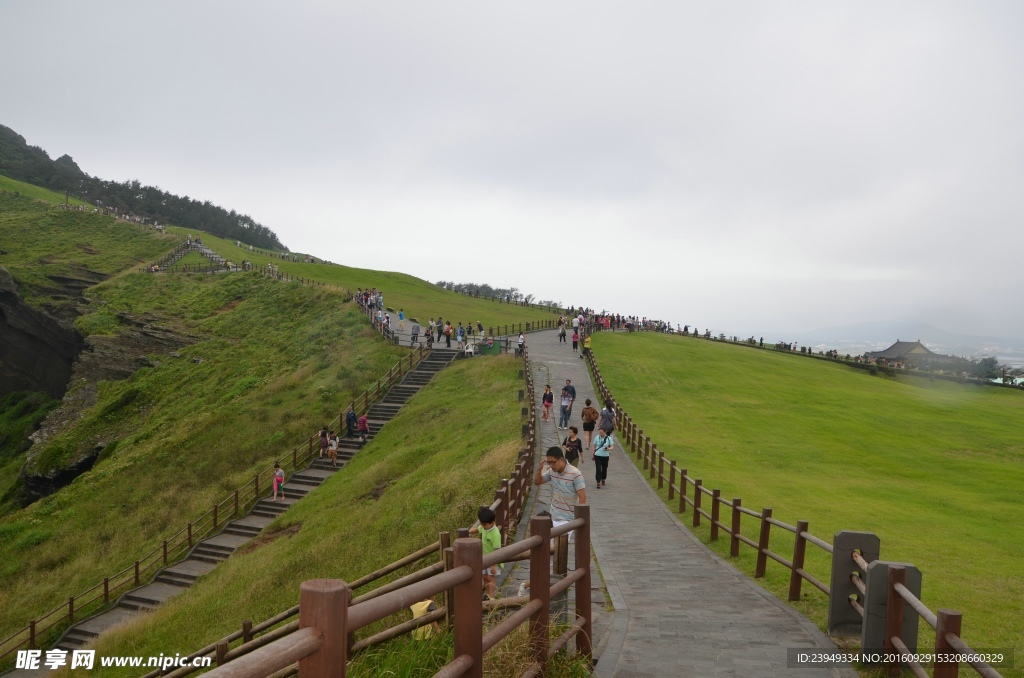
[186,508,590,678]
[134,345,584,678]
[582,334,1004,678]
[0,345,430,665]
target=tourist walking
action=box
[592,427,615,488]
[345,406,358,439]
[357,413,369,445]
[580,399,599,449]
[272,462,286,502]
[533,446,586,533]
[562,426,584,467]
[558,387,572,429]
[542,385,554,422]
[599,400,617,434]
[572,329,579,353]
[318,426,329,458]
[327,431,339,469]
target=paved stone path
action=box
[524,329,856,678]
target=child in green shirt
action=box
[469,507,502,599]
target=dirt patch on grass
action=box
[217,299,242,314]
[236,523,301,556]
[362,478,392,501]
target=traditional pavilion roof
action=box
[865,340,938,360]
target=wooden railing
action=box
[194,507,591,678]
[138,350,549,677]
[581,331,1004,678]
[0,345,430,665]
[880,566,1004,678]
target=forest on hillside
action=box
[0,124,285,250]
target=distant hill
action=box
[0,124,285,250]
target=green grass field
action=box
[0,174,89,206]
[171,229,564,331]
[0,189,176,310]
[590,331,1023,675]
[0,273,406,641]
[75,355,545,676]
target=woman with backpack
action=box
[580,399,600,449]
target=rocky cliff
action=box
[0,266,82,400]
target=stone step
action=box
[202,533,251,552]
[155,571,195,588]
[310,459,349,472]
[223,524,261,538]
[190,548,230,564]
[122,582,186,609]
[291,468,336,483]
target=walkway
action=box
[525,329,856,678]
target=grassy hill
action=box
[0,273,406,640]
[590,331,1024,669]
[0,186,174,313]
[0,175,88,206]
[76,355,527,677]
[171,230,564,331]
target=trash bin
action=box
[478,338,502,355]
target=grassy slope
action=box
[0,273,405,639]
[173,229,563,330]
[0,190,175,309]
[0,174,89,206]
[82,356,524,676]
[592,332,1023,668]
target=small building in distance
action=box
[864,340,965,370]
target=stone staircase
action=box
[14,348,462,668]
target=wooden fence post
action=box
[883,566,906,678]
[933,609,962,678]
[453,539,484,678]
[668,461,676,500]
[731,499,742,557]
[529,516,552,677]
[442,538,455,625]
[575,503,593,661]
[755,508,773,578]
[789,520,809,601]
[692,480,703,527]
[657,451,665,489]
[710,490,721,540]
[678,469,687,514]
[299,579,350,678]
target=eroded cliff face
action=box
[0,267,83,400]
[0,266,196,505]
[19,315,195,505]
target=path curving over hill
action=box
[525,329,856,678]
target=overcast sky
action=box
[3,1,1023,342]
